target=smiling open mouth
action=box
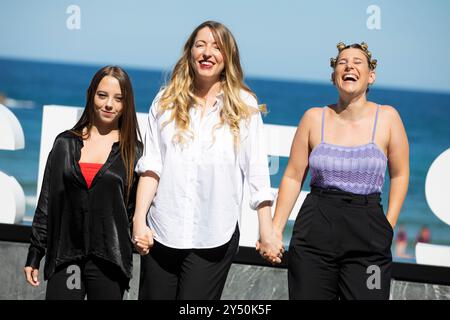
[343,74,358,81]
[199,60,214,67]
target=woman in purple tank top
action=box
[259,42,409,299]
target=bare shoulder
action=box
[299,107,323,128]
[380,104,399,116]
[379,104,403,125]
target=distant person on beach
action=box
[395,224,409,258]
[24,66,142,300]
[415,226,431,245]
[262,42,410,299]
[0,92,6,104]
[132,21,278,300]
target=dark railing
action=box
[2,223,449,286]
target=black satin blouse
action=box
[25,130,141,282]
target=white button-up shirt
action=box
[135,89,274,249]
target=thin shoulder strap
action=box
[321,106,326,143]
[371,105,380,142]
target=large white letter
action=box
[425,148,450,226]
[0,104,25,224]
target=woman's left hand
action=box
[256,232,284,265]
[132,222,154,255]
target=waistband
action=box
[311,186,381,205]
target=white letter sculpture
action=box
[0,104,25,224]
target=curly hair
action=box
[330,42,378,70]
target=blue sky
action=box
[1,0,450,93]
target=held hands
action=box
[255,230,285,265]
[132,222,154,256]
[24,266,40,287]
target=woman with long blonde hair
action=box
[132,21,281,300]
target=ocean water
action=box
[1,58,449,261]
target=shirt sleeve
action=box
[135,92,164,177]
[239,96,275,210]
[25,149,52,268]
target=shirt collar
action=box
[192,91,224,111]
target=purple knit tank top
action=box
[309,105,387,195]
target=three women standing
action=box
[24,27,409,301]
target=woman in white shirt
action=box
[132,20,282,300]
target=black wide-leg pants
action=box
[139,225,239,300]
[288,187,393,300]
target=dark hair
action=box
[72,65,141,203]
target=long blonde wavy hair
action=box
[158,20,260,147]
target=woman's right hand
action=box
[24,266,40,286]
[132,221,154,255]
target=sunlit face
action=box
[332,48,376,95]
[191,27,225,83]
[93,76,123,128]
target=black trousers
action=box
[288,187,393,300]
[138,225,240,300]
[46,256,127,300]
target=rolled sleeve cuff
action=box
[249,188,276,210]
[135,156,162,177]
[25,246,44,269]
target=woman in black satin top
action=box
[24,66,142,300]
